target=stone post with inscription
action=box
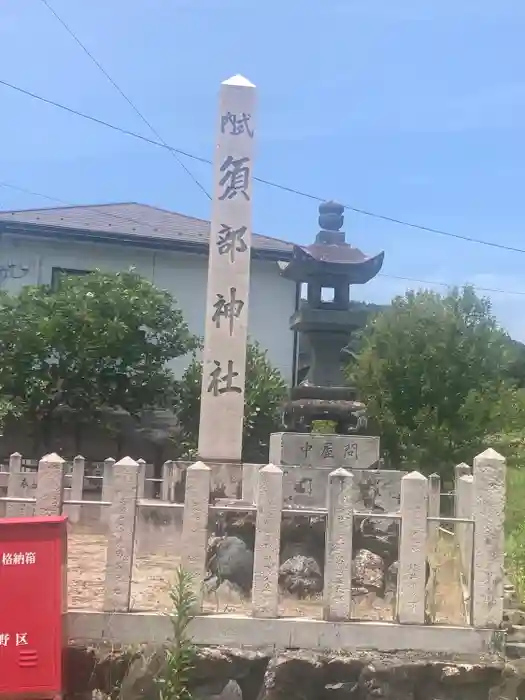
[198,74,256,464]
[472,448,505,628]
[397,471,428,625]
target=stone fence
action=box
[0,449,507,655]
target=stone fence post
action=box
[65,455,85,524]
[397,471,428,624]
[35,453,65,516]
[472,448,506,628]
[8,451,21,473]
[428,473,440,553]
[324,468,354,621]
[454,462,471,516]
[6,459,37,518]
[252,464,283,618]
[161,460,175,502]
[241,463,260,505]
[101,457,116,524]
[181,462,211,610]
[137,458,146,500]
[103,457,139,612]
[456,474,474,597]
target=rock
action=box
[323,681,359,698]
[507,625,525,643]
[195,680,242,700]
[354,518,399,567]
[279,555,323,598]
[204,578,246,605]
[118,650,164,700]
[385,561,399,593]
[63,645,97,696]
[323,655,367,698]
[63,646,513,700]
[504,608,525,627]
[258,652,324,700]
[206,536,254,595]
[352,549,385,594]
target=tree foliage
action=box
[350,286,515,475]
[176,340,287,462]
[0,270,197,444]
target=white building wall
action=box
[0,234,296,383]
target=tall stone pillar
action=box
[198,74,256,463]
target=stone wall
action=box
[65,644,521,700]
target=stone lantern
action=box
[279,201,384,435]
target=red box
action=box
[0,516,67,699]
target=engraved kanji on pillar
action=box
[198,74,256,462]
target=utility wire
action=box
[0,180,168,232]
[376,272,525,297]
[38,0,210,201]
[1,180,524,299]
[1,76,522,256]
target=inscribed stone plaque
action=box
[6,472,37,517]
[269,433,380,469]
[280,467,403,512]
[169,461,242,503]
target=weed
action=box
[155,566,198,700]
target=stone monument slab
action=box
[269,432,380,469]
[281,466,403,513]
[198,74,256,463]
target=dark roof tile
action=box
[0,202,293,254]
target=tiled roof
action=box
[0,202,293,255]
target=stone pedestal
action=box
[269,432,380,470]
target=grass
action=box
[505,467,525,605]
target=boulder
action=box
[352,549,385,594]
[279,555,323,598]
[206,536,254,595]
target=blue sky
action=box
[1,1,525,337]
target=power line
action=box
[38,0,211,202]
[0,76,523,255]
[376,273,525,298]
[0,180,171,232]
[1,179,525,299]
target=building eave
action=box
[0,220,294,263]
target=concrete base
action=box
[269,433,380,469]
[68,611,504,655]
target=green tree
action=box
[350,286,514,475]
[176,340,287,462]
[0,270,197,449]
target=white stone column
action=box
[66,455,85,524]
[472,448,506,628]
[103,457,139,612]
[397,471,428,624]
[161,460,175,502]
[457,474,474,594]
[181,461,211,610]
[8,451,22,473]
[428,473,441,553]
[101,457,115,524]
[35,453,66,516]
[198,74,256,463]
[241,463,260,505]
[454,462,471,516]
[252,464,283,618]
[323,468,354,621]
[136,458,147,499]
